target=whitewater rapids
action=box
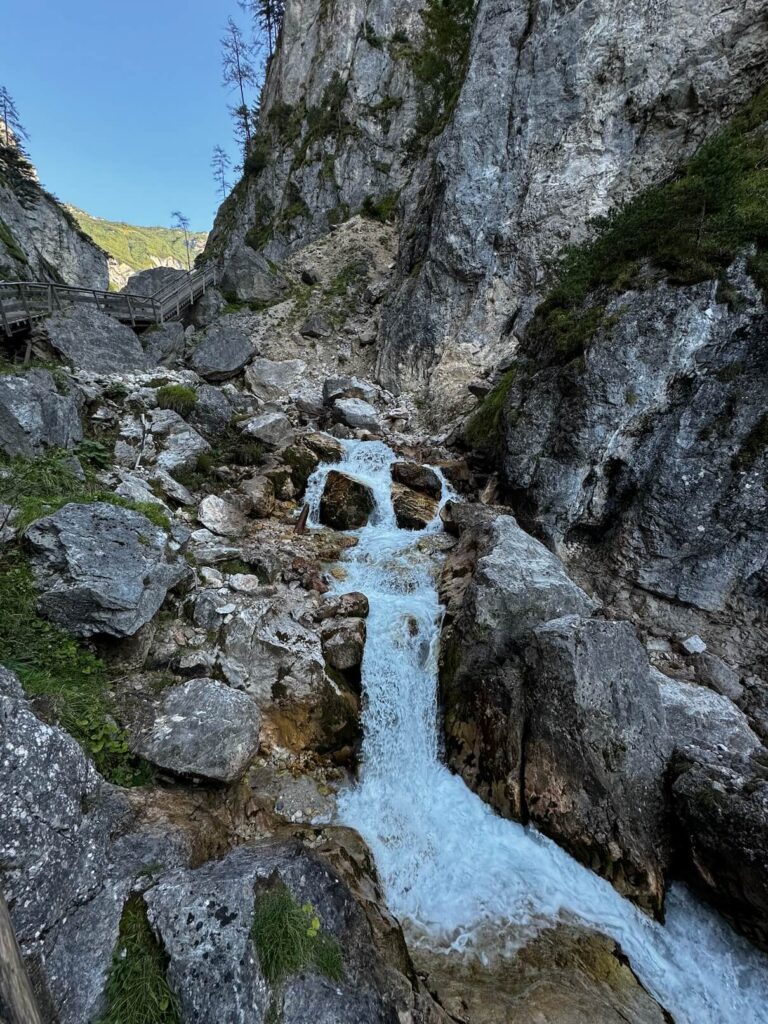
[304,439,768,1024]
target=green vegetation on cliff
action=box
[69,207,207,277]
[526,86,768,362]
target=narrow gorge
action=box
[1,2,767,1023]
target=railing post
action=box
[0,892,44,1024]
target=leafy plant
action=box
[155,384,198,416]
[361,192,399,223]
[251,883,344,985]
[463,368,517,447]
[98,896,180,1024]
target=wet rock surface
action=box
[392,482,438,530]
[320,470,375,530]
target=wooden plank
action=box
[0,892,44,1024]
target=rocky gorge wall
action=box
[0,147,108,288]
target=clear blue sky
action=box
[4,0,252,231]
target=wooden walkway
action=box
[0,263,218,337]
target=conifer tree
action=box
[211,145,232,199]
[239,0,285,58]
[0,86,29,152]
[221,18,258,150]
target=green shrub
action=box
[361,192,399,223]
[408,0,477,150]
[525,86,768,362]
[98,896,180,1024]
[0,555,150,786]
[251,883,344,985]
[362,19,383,48]
[155,384,198,416]
[244,137,272,176]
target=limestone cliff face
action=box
[0,150,108,288]
[208,0,428,262]
[212,0,767,421]
[377,0,768,416]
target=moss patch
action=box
[98,895,180,1024]
[463,368,517,448]
[251,882,343,985]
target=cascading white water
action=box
[305,438,768,1024]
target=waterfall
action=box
[305,438,768,1024]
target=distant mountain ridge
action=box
[67,207,208,290]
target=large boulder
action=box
[123,266,185,296]
[188,383,234,438]
[245,357,307,401]
[43,307,148,373]
[242,410,294,448]
[144,834,442,1024]
[392,482,438,530]
[322,377,377,406]
[133,677,261,782]
[219,242,288,304]
[189,322,253,381]
[671,755,768,951]
[0,369,82,457]
[319,471,374,530]
[524,616,669,914]
[332,398,380,432]
[25,502,191,637]
[197,494,250,538]
[391,461,442,498]
[142,321,186,367]
[0,666,192,1024]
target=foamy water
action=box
[305,438,768,1023]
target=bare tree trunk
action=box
[0,892,44,1024]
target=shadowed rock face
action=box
[497,267,768,688]
[43,307,149,374]
[320,470,375,530]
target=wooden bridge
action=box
[0,263,218,337]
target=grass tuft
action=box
[251,883,344,986]
[98,896,180,1024]
[155,384,198,417]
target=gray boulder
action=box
[190,322,253,381]
[142,321,186,367]
[124,266,186,297]
[242,410,294,448]
[300,312,333,338]
[190,286,227,328]
[197,494,249,538]
[144,836,437,1024]
[25,502,191,637]
[245,357,307,401]
[133,677,261,782]
[43,307,148,373]
[220,242,288,304]
[188,383,234,438]
[0,369,82,456]
[333,398,380,432]
[323,377,377,405]
[391,461,442,498]
[0,666,192,1024]
[525,616,669,914]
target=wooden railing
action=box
[0,263,218,337]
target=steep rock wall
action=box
[207,0,429,263]
[377,0,768,418]
[0,153,108,288]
